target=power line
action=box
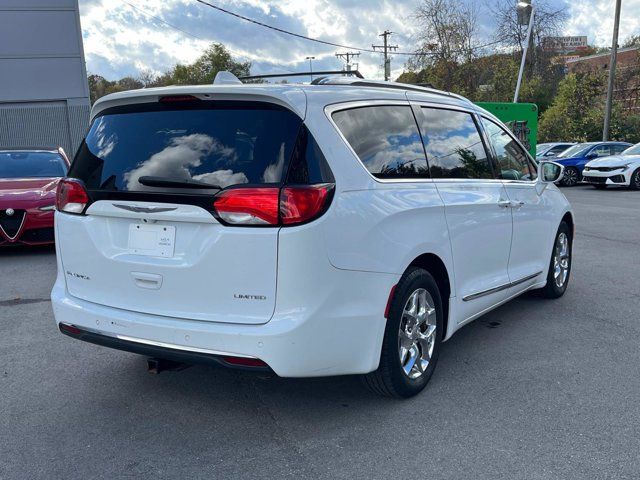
[195,0,380,53]
[194,0,509,57]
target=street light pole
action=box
[305,56,315,82]
[514,1,535,103]
[603,0,623,141]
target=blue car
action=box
[554,141,632,186]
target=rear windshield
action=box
[69,102,303,192]
[0,151,67,179]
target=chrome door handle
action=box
[511,201,525,209]
[497,200,511,208]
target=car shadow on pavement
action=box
[71,290,550,413]
[0,244,55,256]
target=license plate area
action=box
[128,223,176,257]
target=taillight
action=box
[213,187,280,225]
[212,184,334,227]
[56,179,89,214]
[281,184,334,225]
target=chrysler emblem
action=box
[113,204,177,214]
[5,208,14,216]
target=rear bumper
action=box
[58,323,271,372]
[51,267,398,378]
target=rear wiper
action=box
[138,176,221,190]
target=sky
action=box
[79,0,640,82]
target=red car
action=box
[0,147,70,246]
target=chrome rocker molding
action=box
[462,271,543,302]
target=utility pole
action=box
[603,0,623,141]
[305,56,315,82]
[335,51,360,74]
[373,30,398,81]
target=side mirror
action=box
[586,152,598,159]
[538,161,564,184]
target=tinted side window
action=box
[418,108,493,179]
[286,125,335,184]
[482,118,535,181]
[611,144,628,154]
[332,106,429,179]
[592,145,612,157]
[549,145,568,155]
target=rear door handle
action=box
[498,200,525,209]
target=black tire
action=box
[629,168,640,190]
[594,184,607,190]
[540,221,572,299]
[561,167,580,187]
[362,267,443,398]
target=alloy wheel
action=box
[553,232,570,288]
[398,288,437,379]
[563,168,578,187]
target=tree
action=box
[623,35,640,48]
[489,0,568,88]
[161,43,251,86]
[539,72,640,143]
[407,0,480,91]
[87,43,253,103]
[539,73,605,142]
[490,0,567,55]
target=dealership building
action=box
[567,46,640,113]
[0,0,90,157]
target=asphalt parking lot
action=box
[1,185,639,480]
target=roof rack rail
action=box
[239,70,364,81]
[313,77,470,102]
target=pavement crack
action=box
[577,231,640,247]
[246,377,318,478]
[0,297,50,307]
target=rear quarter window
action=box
[69,102,303,192]
[332,105,429,179]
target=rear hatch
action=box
[58,97,305,325]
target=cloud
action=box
[79,0,419,80]
[79,0,637,82]
[123,133,248,189]
[564,0,640,46]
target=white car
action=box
[536,142,576,159]
[582,142,640,189]
[51,73,573,398]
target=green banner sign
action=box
[476,102,538,157]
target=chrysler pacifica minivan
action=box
[52,74,573,398]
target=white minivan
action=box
[52,75,573,397]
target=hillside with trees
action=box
[88,1,640,144]
[398,0,640,143]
